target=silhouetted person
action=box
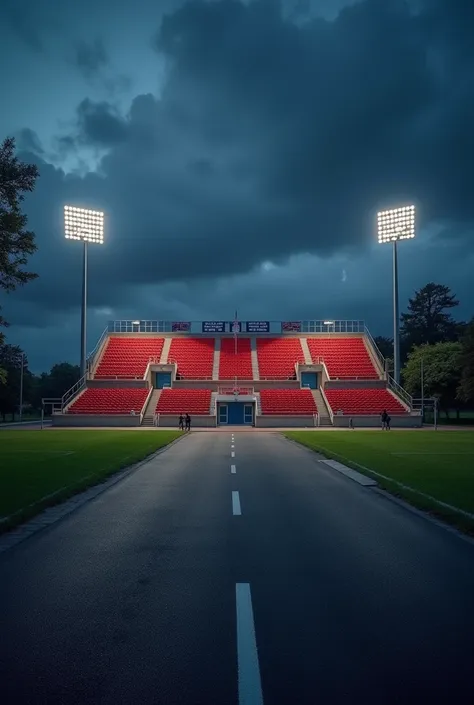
[349,417,354,430]
[179,414,184,431]
[381,409,388,430]
[386,414,391,431]
[185,413,191,431]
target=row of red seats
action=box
[68,388,149,415]
[259,389,317,415]
[324,388,407,415]
[156,388,212,415]
[219,337,253,379]
[307,338,378,379]
[95,338,164,379]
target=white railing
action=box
[87,326,108,374]
[387,375,413,408]
[364,326,385,370]
[320,386,334,424]
[141,387,154,424]
[61,373,88,412]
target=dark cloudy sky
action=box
[1,0,473,373]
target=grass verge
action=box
[0,430,182,532]
[284,430,474,535]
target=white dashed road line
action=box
[231,464,236,474]
[232,491,242,515]
[236,583,264,705]
[231,451,235,458]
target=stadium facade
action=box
[52,319,422,428]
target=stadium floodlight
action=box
[323,321,334,325]
[64,206,105,379]
[377,205,416,385]
[132,320,140,325]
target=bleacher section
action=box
[260,389,317,415]
[156,388,212,415]
[219,338,253,379]
[306,337,378,379]
[95,337,164,379]
[324,388,407,416]
[169,338,215,379]
[68,388,149,415]
[257,338,304,378]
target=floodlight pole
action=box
[393,240,400,385]
[80,240,88,379]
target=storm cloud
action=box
[2,0,474,369]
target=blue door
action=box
[244,404,254,425]
[301,372,317,389]
[156,372,172,389]
[227,402,245,425]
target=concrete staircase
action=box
[141,389,162,426]
[160,338,172,364]
[312,389,332,426]
[250,337,260,380]
[300,338,313,364]
[212,338,221,381]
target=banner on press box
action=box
[281,321,301,332]
[246,321,270,333]
[202,321,225,333]
[172,321,191,332]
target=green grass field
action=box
[285,430,474,532]
[0,430,181,531]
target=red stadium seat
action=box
[306,338,379,379]
[259,389,317,415]
[68,388,149,415]
[324,388,407,415]
[94,337,164,379]
[168,338,215,379]
[257,339,305,378]
[156,388,212,415]
[219,338,253,379]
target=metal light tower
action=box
[377,205,416,385]
[64,206,104,378]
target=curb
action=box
[0,434,186,555]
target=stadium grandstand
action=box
[54,319,420,428]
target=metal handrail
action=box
[61,373,88,411]
[387,375,413,407]
[364,325,386,372]
[320,386,334,423]
[87,326,108,370]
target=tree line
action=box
[374,283,474,418]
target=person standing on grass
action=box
[386,414,391,431]
[179,413,184,431]
[381,410,388,430]
[349,417,354,430]
[185,413,191,431]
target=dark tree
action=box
[401,283,459,349]
[0,343,26,420]
[457,319,474,404]
[0,137,39,382]
[373,336,393,359]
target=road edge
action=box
[0,434,186,554]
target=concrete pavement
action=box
[1,431,474,704]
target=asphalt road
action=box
[1,432,474,704]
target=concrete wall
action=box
[52,414,141,427]
[255,415,316,428]
[332,414,422,428]
[157,414,217,428]
[324,380,387,389]
[87,379,148,388]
